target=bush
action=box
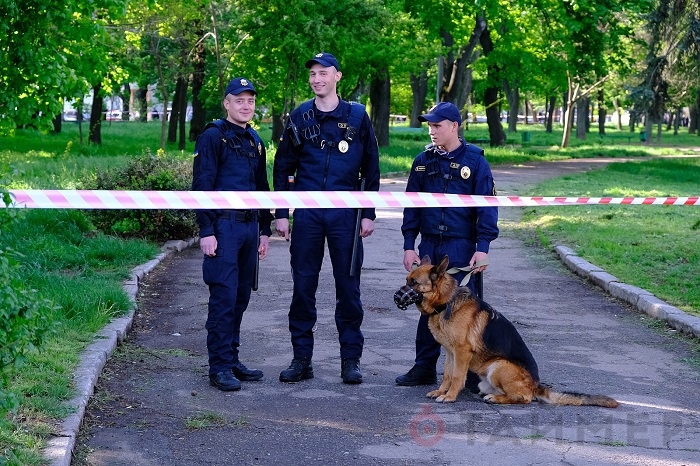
[0,193,56,419]
[87,150,197,242]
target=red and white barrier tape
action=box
[6,190,699,210]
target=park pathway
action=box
[73,159,700,466]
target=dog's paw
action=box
[436,394,456,403]
[483,394,497,404]
[426,390,442,399]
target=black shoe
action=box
[279,358,314,383]
[209,371,241,391]
[395,364,437,386]
[231,360,263,381]
[341,358,363,384]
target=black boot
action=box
[209,371,242,391]
[341,358,363,384]
[395,364,437,386]
[279,358,314,382]
[231,360,263,381]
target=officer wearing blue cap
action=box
[396,102,499,387]
[273,52,380,384]
[192,77,274,391]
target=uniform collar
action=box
[441,139,466,160]
[313,97,346,119]
[221,118,250,134]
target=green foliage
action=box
[519,157,700,316]
[0,211,56,420]
[88,151,197,242]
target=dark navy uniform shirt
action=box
[192,119,273,238]
[402,140,499,252]
[273,98,380,220]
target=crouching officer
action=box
[273,52,380,384]
[192,77,274,391]
[397,102,499,387]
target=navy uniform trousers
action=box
[203,214,258,375]
[288,208,364,360]
[414,235,478,368]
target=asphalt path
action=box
[73,159,700,466]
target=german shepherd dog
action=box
[394,255,619,408]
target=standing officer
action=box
[397,102,499,386]
[192,77,274,391]
[273,52,380,384]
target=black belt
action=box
[218,210,257,222]
[422,233,468,244]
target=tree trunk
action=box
[503,79,519,133]
[690,90,700,135]
[439,15,485,109]
[409,68,428,128]
[597,89,606,135]
[612,97,622,130]
[168,78,184,143]
[673,107,681,135]
[527,100,537,124]
[369,67,390,147]
[644,112,653,144]
[479,21,506,147]
[561,84,578,148]
[459,67,473,136]
[137,88,148,122]
[52,112,62,134]
[122,84,131,121]
[272,108,284,146]
[89,83,103,145]
[576,97,587,140]
[190,31,207,141]
[545,95,555,133]
[177,77,188,151]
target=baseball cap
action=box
[305,52,341,71]
[418,102,462,125]
[225,77,257,97]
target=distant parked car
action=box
[105,110,123,121]
[63,110,90,122]
[62,110,78,122]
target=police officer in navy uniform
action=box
[273,52,380,384]
[397,102,499,387]
[192,77,274,391]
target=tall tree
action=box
[0,0,128,132]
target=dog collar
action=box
[432,301,453,320]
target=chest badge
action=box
[460,166,471,180]
[338,140,349,153]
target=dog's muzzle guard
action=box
[394,285,422,310]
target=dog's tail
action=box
[535,384,619,408]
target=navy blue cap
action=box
[225,77,257,97]
[418,102,462,125]
[305,52,340,71]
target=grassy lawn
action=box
[516,157,700,317]
[0,120,699,463]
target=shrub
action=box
[0,193,56,419]
[87,150,197,242]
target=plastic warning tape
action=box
[7,190,700,209]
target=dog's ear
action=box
[430,256,450,282]
[436,255,449,276]
[420,255,432,266]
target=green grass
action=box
[518,157,700,316]
[0,211,157,463]
[0,119,699,464]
